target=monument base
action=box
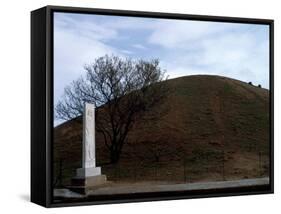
[76,166,102,177]
[70,175,107,194]
[70,166,107,194]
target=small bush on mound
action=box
[248,82,252,85]
[258,84,262,88]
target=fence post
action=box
[58,159,62,187]
[134,142,136,182]
[259,151,262,177]
[155,163,157,181]
[222,150,225,181]
[184,158,187,183]
[118,163,120,180]
[134,160,137,182]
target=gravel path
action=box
[54,177,269,198]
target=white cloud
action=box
[54,13,121,105]
[54,13,118,41]
[148,20,232,48]
[120,49,134,55]
[148,20,269,88]
[132,44,147,50]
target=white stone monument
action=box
[71,103,106,193]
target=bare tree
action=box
[55,55,168,164]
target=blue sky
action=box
[54,12,269,125]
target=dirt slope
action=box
[53,75,270,187]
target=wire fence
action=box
[53,150,269,188]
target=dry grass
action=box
[53,75,270,187]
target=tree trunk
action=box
[110,148,120,164]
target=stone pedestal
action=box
[70,174,107,194]
[72,174,107,186]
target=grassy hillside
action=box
[53,75,270,187]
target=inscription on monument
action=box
[83,103,96,168]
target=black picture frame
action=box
[31,5,274,208]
